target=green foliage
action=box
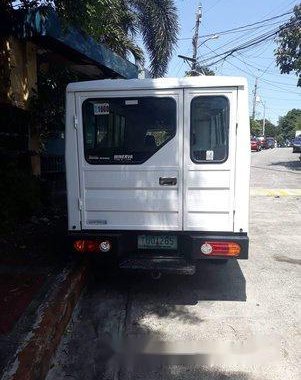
[28,64,79,147]
[10,0,179,78]
[275,4,301,86]
[0,162,42,231]
[185,64,215,76]
[264,120,277,137]
[133,0,179,77]
[250,118,262,136]
[278,108,301,140]
[254,119,278,137]
[250,113,301,143]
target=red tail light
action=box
[73,240,112,253]
[201,241,241,257]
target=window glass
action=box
[190,96,229,163]
[82,97,176,164]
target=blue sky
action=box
[164,0,301,124]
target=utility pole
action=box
[252,77,258,119]
[262,101,266,136]
[191,3,202,71]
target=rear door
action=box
[183,88,237,232]
[75,89,183,231]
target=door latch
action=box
[159,177,177,186]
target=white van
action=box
[66,77,250,275]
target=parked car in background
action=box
[292,135,301,153]
[264,137,276,149]
[250,137,261,151]
[257,136,266,149]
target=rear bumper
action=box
[69,231,249,264]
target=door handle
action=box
[159,177,177,186]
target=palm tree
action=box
[130,0,179,77]
[77,0,179,78]
[2,0,179,77]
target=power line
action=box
[201,19,298,67]
[199,23,278,61]
[182,10,293,40]
[217,56,301,95]
[235,53,299,87]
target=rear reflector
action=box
[73,240,112,254]
[201,241,241,257]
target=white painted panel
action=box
[65,93,81,230]
[233,87,250,233]
[183,89,237,231]
[185,212,231,231]
[84,169,179,189]
[85,189,178,212]
[76,89,183,231]
[187,189,231,212]
[84,211,179,230]
[187,170,230,189]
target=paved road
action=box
[251,147,301,188]
[47,148,301,380]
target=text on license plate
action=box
[138,235,177,250]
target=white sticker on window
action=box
[206,150,214,160]
[125,100,138,105]
[94,103,109,115]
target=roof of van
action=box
[66,76,247,92]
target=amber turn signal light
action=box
[201,241,241,257]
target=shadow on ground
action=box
[269,159,301,171]
[92,259,246,305]
[46,260,247,380]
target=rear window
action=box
[190,96,229,163]
[82,97,176,164]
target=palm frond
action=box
[132,0,179,77]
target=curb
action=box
[2,261,89,380]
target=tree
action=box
[275,4,301,86]
[250,118,262,136]
[255,119,277,137]
[5,0,179,78]
[278,108,301,140]
[185,63,215,77]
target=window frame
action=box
[82,96,177,165]
[189,95,230,165]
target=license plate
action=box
[138,235,177,250]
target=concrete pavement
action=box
[46,147,301,380]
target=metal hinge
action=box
[235,122,238,134]
[78,198,83,210]
[74,115,78,129]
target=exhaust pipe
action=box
[151,270,162,280]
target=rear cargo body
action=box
[66,77,250,274]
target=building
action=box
[0,8,138,176]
